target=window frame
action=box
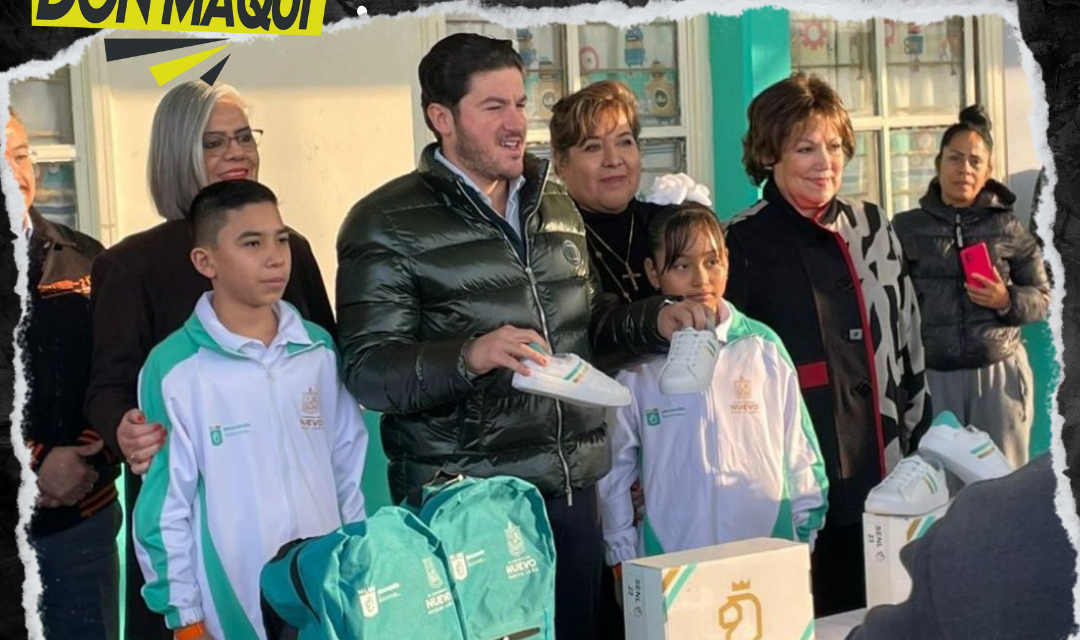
[13,56,103,238]
[791,14,1007,216]
[414,16,715,196]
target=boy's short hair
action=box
[647,203,727,274]
[188,179,278,247]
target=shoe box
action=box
[862,501,950,609]
[622,537,815,640]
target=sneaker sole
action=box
[864,491,948,517]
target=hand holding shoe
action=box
[464,326,550,377]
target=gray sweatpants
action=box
[925,348,1034,470]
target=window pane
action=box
[890,127,946,214]
[10,67,75,146]
[578,21,681,127]
[790,14,877,117]
[34,160,79,230]
[840,131,881,206]
[445,18,566,132]
[638,138,686,198]
[885,18,966,117]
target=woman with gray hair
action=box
[83,80,334,640]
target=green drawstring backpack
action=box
[418,476,557,640]
[260,507,466,640]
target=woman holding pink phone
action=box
[893,105,1050,469]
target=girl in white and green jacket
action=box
[598,202,829,570]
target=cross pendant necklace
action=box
[585,212,641,301]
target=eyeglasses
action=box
[4,148,37,169]
[202,129,263,157]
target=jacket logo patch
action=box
[645,408,661,427]
[37,274,91,298]
[645,407,688,427]
[562,239,582,266]
[209,423,252,446]
[731,376,760,415]
[300,387,324,430]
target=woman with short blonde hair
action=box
[550,81,662,304]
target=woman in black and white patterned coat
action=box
[725,73,933,617]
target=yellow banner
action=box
[31,0,325,35]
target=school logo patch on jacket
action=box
[731,376,760,415]
[300,387,324,429]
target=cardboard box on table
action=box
[862,502,950,609]
[622,537,815,640]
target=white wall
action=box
[1002,25,1042,227]
[90,17,430,305]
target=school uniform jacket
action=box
[726,181,932,529]
[133,294,368,640]
[597,301,829,566]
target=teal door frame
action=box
[709,9,791,221]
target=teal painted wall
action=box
[361,411,393,512]
[709,9,791,221]
[1024,320,1058,458]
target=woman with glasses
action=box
[83,80,335,640]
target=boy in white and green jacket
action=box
[598,204,828,571]
[133,180,368,640]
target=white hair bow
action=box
[645,173,713,207]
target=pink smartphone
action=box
[960,242,995,289]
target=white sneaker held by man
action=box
[512,342,632,408]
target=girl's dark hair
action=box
[937,105,994,167]
[647,203,727,274]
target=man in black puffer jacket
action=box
[336,34,707,640]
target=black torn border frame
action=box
[0,0,1079,634]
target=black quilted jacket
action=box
[336,144,669,503]
[893,180,1050,371]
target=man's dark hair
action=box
[188,179,278,247]
[418,33,524,141]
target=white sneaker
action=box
[512,344,631,408]
[659,328,720,395]
[918,411,1013,485]
[864,453,948,516]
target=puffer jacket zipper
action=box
[454,171,575,506]
[954,212,968,357]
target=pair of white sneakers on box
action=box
[864,411,1014,516]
